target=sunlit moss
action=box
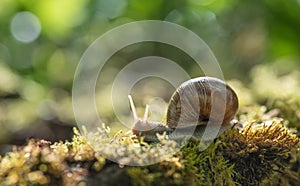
[0,131,105,185]
[251,65,300,101]
[220,119,299,185]
[126,118,298,186]
[0,116,299,185]
[250,64,300,134]
[86,126,180,166]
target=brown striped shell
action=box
[166,77,238,129]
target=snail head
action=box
[128,95,168,136]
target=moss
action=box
[219,120,299,185]
[0,118,299,185]
[0,130,105,186]
[266,99,300,135]
[260,146,300,185]
[126,118,299,186]
[179,140,238,186]
[250,64,300,134]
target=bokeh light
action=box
[10,11,41,43]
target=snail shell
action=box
[129,77,239,142]
[167,77,239,129]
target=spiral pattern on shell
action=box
[166,77,239,129]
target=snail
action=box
[128,77,239,142]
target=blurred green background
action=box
[0,0,300,145]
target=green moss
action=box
[0,117,299,185]
[0,130,106,186]
[267,98,300,135]
[250,64,300,134]
[179,140,237,186]
[220,120,299,185]
[260,145,300,185]
[127,119,299,186]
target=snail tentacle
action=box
[128,95,138,122]
[128,95,171,141]
[143,104,150,122]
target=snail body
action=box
[129,77,239,142]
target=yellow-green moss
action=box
[221,120,299,185]
[127,119,299,186]
[0,118,299,186]
[250,64,300,134]
[0,131,105,186]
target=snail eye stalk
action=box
[128,95,138,122]
[143,104,150,122]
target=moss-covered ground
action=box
[0,65,299,186]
